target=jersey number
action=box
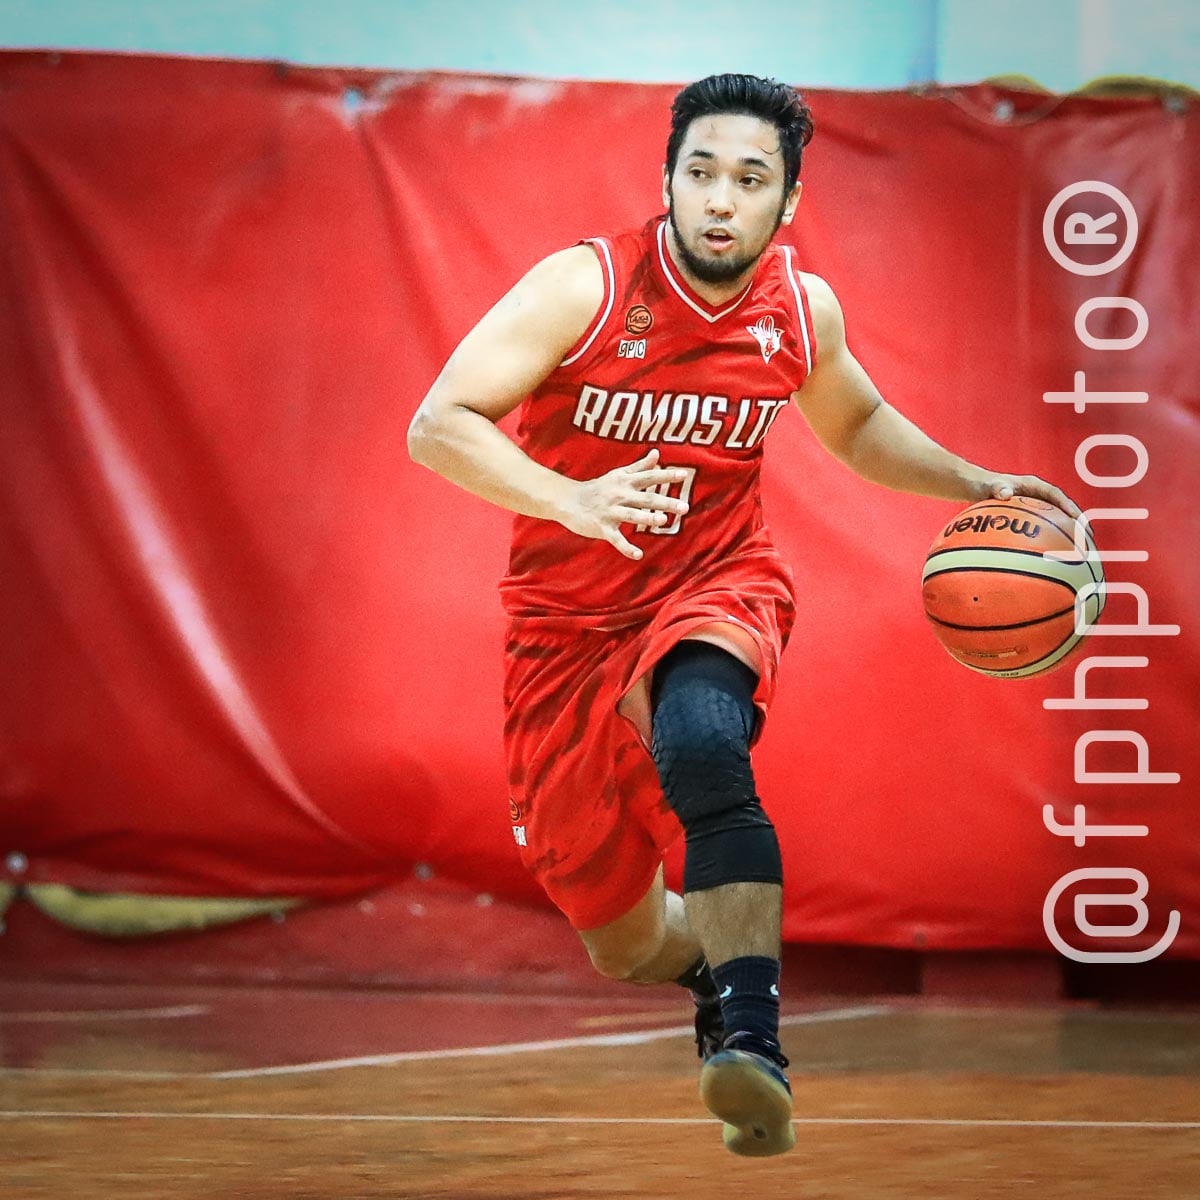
[635,467,696,536]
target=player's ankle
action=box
[674,955,719,1002]
[710,955,782,1050]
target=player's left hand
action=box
[982,474,1082,521]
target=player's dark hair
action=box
[666,74,814,195]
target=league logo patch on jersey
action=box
[625,304,654,335]
[747,315,783,364]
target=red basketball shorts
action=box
[501,550,795,931]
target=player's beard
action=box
[667,190,786,285]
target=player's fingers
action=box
[1035,484,1082,520]
[623,490,689,513]
[627,467,690,488]
[623,448,659,473]
[605,526,643,560]
[991,476,1083,521]
[611,505,664,527]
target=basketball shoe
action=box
[699,1032,795,1157]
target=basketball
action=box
[922,496,1105,679]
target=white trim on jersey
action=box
[655,220,754,323]
[781,245,814,375]
[560,238,616,367]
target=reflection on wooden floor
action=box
[2,981,1198,1199]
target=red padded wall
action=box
[1,53,1196,955]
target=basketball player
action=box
[408,74,1079,1156]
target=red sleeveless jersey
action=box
[499,216,818,621]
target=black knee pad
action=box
[650,641,783,893]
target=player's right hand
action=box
[559,449,690,561]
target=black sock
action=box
[710,955,781,1049]
[675,956,719,1004]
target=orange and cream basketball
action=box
[922,496,1105,679]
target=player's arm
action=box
[791,275,1081,519]
[407,246,689,560]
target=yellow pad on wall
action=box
[26,884,302,937]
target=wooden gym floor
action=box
[2,980,1198,1199]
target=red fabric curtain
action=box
[2,53,1196,955]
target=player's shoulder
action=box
[792,270,844,349]
[523,243,605,298]
[509,223,651,355]
[761,249,837,318]
[793,270,837,312]
[512,244,606,335]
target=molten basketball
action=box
[922,496,1105,679]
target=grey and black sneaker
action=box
[693,996,725,1061]
[699,1032,794,1157]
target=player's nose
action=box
[705,180,735,216]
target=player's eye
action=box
[689,167,708,180]
[741,176,762,188]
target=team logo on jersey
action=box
[746,315,783,364]
[625,304,654,335]
[510,797,527,846]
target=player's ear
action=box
[661,165,671,209]
[779,181,803,227]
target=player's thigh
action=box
[679,621,762,676]
[577,863,667,977]
[618,621,762,746]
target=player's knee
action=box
[582,926,662,982]
[650,671,756,826]
[585,944,643,983]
